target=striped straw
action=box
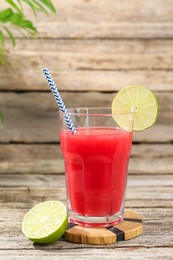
[43,68,76,134]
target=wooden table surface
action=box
[1,0,173,259]
[1,132,173,259]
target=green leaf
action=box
[0,112,3,124]
[5,0,23,14]
[31,0,49,15]
[10,13,24,22]
[13,19,37,32]
[0,55,6,65]
[2,12,24,23]
[2,26,15,47]
[0,48,7,65]
[22,0,37,16]
[0,0,56,54]
[0,31,5,46]
[0,8,13,22]
[39,0,56,13]
[17,0,23,9]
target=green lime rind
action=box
[112,85,158,131]
[22,201,68,244]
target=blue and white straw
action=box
[43,68,76,134]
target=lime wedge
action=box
[22,201,68,244]
[112,85,158,131]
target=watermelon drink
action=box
[60,108,133,227]
[43,69,158,229]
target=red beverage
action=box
[60,127,132,221]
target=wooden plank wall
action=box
[0,1,173,190]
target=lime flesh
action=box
[22,201,68,244]
[112,85,158,131]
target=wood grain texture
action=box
[1,236,170,250]
[1,37,173,110]
[65,225,116,245]
[0,207,172,242]
[0,143,172,160]
[0,145,172,175]
[0,175,172,201]
[0,144,172,175]
[0,199,172,210]
[2,0,173,39]
[0,174,172,257]
[64,210,143,244]
[1,67,173,91]
[0,248,173,260]
[0,92,172,143]
[64,210,143,245]
[1,39,173,91]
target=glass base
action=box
[68,209,124,227]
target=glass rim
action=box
[59,107,133,117]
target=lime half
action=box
[22,201,68,244]
[112,85,158,131]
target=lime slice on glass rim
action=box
[112,85,158,131]
[22,201,68,244]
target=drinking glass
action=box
[60,108,133,227]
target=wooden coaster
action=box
[64,210,143,245]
